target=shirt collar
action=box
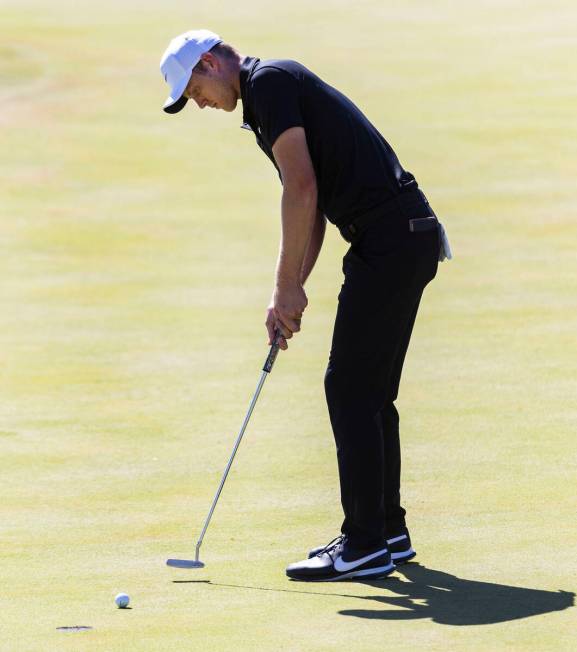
[239,55,260,128]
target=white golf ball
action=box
[115,593,130,609]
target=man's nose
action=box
[194,97,206,109]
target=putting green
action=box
[1,1,575,650]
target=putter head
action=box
[166,558,205,569]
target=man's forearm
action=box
[300,210,326,286]
[275,183,318,285]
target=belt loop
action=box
[392,178,417,220]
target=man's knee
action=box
[324,363,380,413]
[324,363,357,400]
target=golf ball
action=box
[115,593,130,609]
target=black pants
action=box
[324,197,439,549]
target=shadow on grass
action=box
[174,563,574,626]
[344,563,575,625]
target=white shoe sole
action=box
[290,561,396,582]
[391,547,416,564]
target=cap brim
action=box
[163,95,188,114]
[163,71,191,114]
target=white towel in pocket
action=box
[438,222,453,262]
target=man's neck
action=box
[231,53,245,100]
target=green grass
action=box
[0,0,575,650]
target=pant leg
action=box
[324,225,438,549]
[378,293,422,535]
[378,402,405,534]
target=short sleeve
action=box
[249,67,304,148]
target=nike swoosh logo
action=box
[333,548,389,572]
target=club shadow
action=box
[173,579,361,599]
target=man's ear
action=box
[200,52,218,72]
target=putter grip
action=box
[263,330,282,373]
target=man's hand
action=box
[265,280,308,350]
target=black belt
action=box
[338,188,437,243]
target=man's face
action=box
[183,54,238,112]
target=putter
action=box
[166,329,284,569]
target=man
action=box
[160,29,450,582]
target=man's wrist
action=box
[275,272,302,288]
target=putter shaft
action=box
[194,369,269,561]
[189,331,283,565]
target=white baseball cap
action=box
[160,29,222,114]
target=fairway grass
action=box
[1,1,576,650]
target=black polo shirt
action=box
[239,56,417,228]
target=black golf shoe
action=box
[308,527,416,565]
[386,527,416,565]
[286,535,395,582]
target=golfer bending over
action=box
[160,29,450,582]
